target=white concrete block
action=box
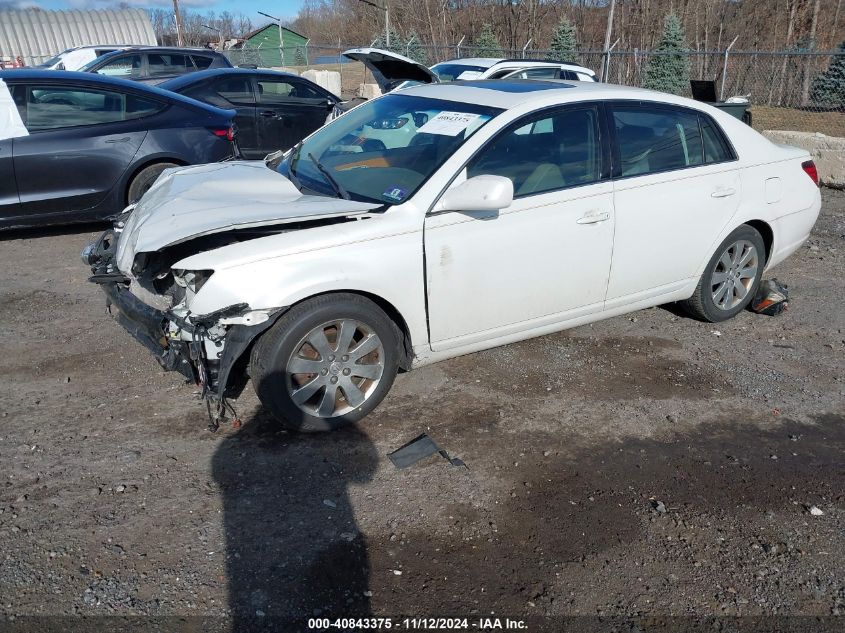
[763,130,845,189]
[301,69,341,97]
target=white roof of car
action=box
[435,58,503,68]
[397,79,701,111]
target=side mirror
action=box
[434,175,513,213]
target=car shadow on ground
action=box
[211,402,378,627]
[0,221,108,242]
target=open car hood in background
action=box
[342,48,439,93]
[115,161,380,272]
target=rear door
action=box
[255,75,333,154]
[181,75,260,158]
[12,83,160,218]
[606,102,741,305]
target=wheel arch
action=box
[220,288,415,399]
[123,156,188,205]
[296,289,415,372]
[744,219,774,265]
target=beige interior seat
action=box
[517,163,565,196]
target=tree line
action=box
[289,0,843,53]
[148,9,254,47]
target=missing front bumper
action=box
[100,281,198,384]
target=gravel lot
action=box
[0,189,843,631]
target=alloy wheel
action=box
[710,239,759,311]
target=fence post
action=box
[522,39,532,59]
[720,36,739,101]
[602,38,619,82]
[456,35,465,58]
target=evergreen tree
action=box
[811,41,845,105]
[373,29,404,55]
[474,23,501,58]
[643,13,689,94]
[404,30,428,64]
[548,17,577,61]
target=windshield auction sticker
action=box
[417,111,482,136]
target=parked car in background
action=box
[431,58,598,82]
[0,70,236,230]
[160,69,339,159]
[35,45,131,71]
[80,47,232,85]
[85,80,820,432]
[340,49,597,95]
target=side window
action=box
[700,115,735,164]
[521,68,559,79]
[22,86,163,131]
[191,55,214,70]
[257,78,322,103]
[187,77,254,106]
[468,106,602,197]
[560,70,579,80]
[147,53,193,77]
[94,54,143,78]
[612,104,704,177]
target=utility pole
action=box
[357,0,389,47]
[600,0,616,81]
[172,0,185,47]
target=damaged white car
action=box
[85,80,821,432]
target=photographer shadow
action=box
[211,403,378,628]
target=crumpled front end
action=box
[84,214,283,428]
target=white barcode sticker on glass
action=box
[417,111,482,136]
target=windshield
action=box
[37,51,71,68]
[279,94,501,205]
[430,63,488,81]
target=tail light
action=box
[801,160,819,186]
[210,125,236,142]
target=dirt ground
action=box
[0,190,843,632]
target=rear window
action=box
[612,104,704,176]
[700,115,735,163]
[148,53,194,76]
[191,55,214,70]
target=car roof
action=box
[0,69,235,116]
[158,67,316,91]
[396,79,704,110]
[435,58,503,68]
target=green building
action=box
[241,23,308,67]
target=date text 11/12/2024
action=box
[307,617,529,630]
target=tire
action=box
[250,293,402,432]
[127,162,179,204]
[681,225,766,322]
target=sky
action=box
[2,0,306,23]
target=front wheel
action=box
[681,225,766,322]
[250,294,401,432]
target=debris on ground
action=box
[752,278,790,316]
[388,433,466,469]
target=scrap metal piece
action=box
[751,278,789,316]
[388,433,466,469]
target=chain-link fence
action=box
[220,44,843,136]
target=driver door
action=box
[423,104,615,351]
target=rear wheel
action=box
[250,294,401,432]
[127,162,178,204]
[681,225,765,322]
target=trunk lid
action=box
[342,48,439,93]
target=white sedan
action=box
[85,80,821,431]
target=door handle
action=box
[260,110,280,119]
[105,137,130,143]
[711,187,736,198]
[576,211,610,225]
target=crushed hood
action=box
[342,48,438,93]
[115,161,380,273]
